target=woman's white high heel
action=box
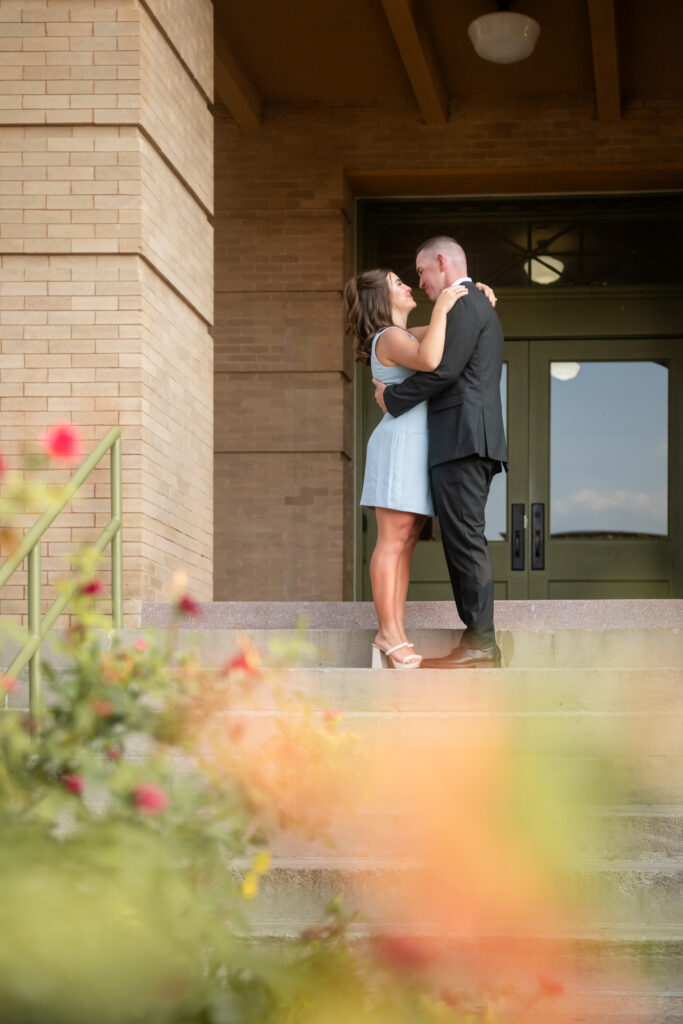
[371,641,422,669]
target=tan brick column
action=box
[213,109,354,601]
[0,0,214,623]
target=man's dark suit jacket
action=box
[383,280,508,471]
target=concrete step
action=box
[142,626,683,670]
[141,599,683,632]
[270,807,683,863]
[241,858,683,934]
[5,626,683,674]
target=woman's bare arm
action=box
[408,282,497,342]
[375,284,467,372]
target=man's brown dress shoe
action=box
[420,643,502,669]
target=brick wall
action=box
[213,93,683,600]
[0,0,213,625]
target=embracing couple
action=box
[345,236,507,670]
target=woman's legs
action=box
[395,515,426,643]
[371,508,423,663]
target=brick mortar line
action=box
[0,250,212,328]
[0,120,212,220]
[137,0,213,109]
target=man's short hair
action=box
[416,236,467,268]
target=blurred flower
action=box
[0,451,5,478]
[538,972,565,997]
[224,635,260,676]
[241,850,271,901]
[39,422,83,464]
[133,783,169,815]
[178,594,201,617]
[81,579,103,596]
[134,638,148,651]
[93,700,115,717]
[324,709,343,726]
[0,675,17,694]
[61,774,84,796]
[106,747,122,761]
[373,935,437,973]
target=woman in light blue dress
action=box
[344,269,469,668]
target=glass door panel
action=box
[528,339,679,599]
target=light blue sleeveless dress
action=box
[360,327,434,516]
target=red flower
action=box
[374,935,436,972]
[0,451,5,478]
[133,782,169,815]
[0,675,18,694]
[178,594,201,617]
[538,973,565,997]
[81,579,103,596]
[228,718,246,742]
[93,699,115,717]
[106,746,122,760]
[39,422,83,464]
[61,774,84,796]
[224,650,260,676]
[134,638,148,651]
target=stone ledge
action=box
[141,599,683,631]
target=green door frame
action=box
[355,289,683,600]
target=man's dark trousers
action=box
[430,453,499,646]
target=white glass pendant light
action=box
[468,2,540,64]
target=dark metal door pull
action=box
[531,502,545,570]
[511,504,525,570]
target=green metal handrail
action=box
[0,426,122,723]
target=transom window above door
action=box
[362,194,683,289]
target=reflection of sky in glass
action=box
[551,362,668,537]
[485,364,507,540]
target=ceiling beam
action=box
[214,26,261,128]
[379,0,448,124]
[586,0,621,120]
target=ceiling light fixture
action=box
[468,1,540,65]
[524,254,564,285]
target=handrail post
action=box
[110,434,123,629]
[27,543,42,727]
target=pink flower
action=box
[0,451,5,478]
[224,650,260,676]
[106,746,122,761]
[134,638,148,651]
[81,579,103,596]
[39,422,83,464]
[0,675,18,694]
[324,709,343,725]
[133,782,169,815]
[373,935,436,972]
[61,774,84,796]
[538,973,565,997]
[177,594,201,617]
[93,699,115,717]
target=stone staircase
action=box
[5,600,683,1022]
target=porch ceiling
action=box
[214,0,683,127]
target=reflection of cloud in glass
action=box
[551,361,668,536]
[553,488,666,534]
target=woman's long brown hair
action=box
[343,268,393,366]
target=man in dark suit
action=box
[373,236,507,667]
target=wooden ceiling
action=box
[214,0,683,128]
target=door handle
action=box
[511,503,525,570]
[531,502,545,570]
